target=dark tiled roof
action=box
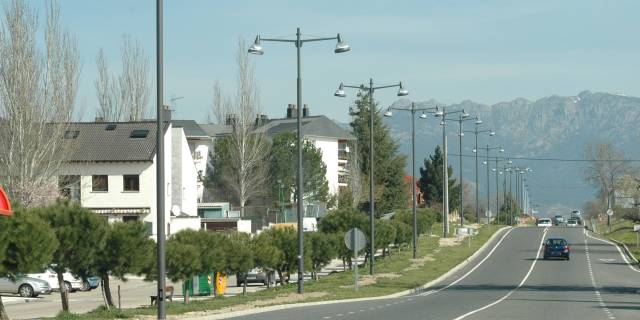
[63,122,164,162]
[199,123,233,137]
[171,120,208,137]
[258,116,355,140]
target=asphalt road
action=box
[229,227,640,320]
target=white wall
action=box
[174,129,198,216]
[170,216,201,234]
[311,137,339,195]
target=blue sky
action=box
[40,0,640,122]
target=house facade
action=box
[58,120,200,239]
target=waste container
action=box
[183,272,227,296]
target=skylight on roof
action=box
[130,129,149,138]
[105,124,117,131]
[63,130,79,139]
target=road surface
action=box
[229,227,640,320]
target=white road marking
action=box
[584,230,640,273]
[451,227,548,320]
[417,227,517,297]
[584,230,616,319]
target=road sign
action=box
[606,209,614,216]
[634,225,640,232]
[344,228,366,291]
[345,228,367,251]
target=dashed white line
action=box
[584,232,616,319]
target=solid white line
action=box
[416,227,517,298]
[584,231,640,273]
[452,228,548,320]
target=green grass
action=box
[596,219,640,262]
[55,224,504,319]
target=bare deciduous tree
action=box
[95,34,150,121]
[584,142,636,211]
[215,39,269,216]
[0,0,80,208]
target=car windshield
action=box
[547,239,567,246]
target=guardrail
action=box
[609,238,639,266]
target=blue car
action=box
[81,276,100,291]
[543,238,571,261]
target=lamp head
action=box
[345,146,350,153]
[334,83,346,97]
[461,110,470,118]
[383,107,393,117]
[499,148,505,153]
[419,111,428,119]
[434,106,444,117]
[334,33,351,53]
[459,132,465,137]
[472,148,477,153]
[397,81,409,96]
[492,168,497,172]
[475,118,483,125]
[248,36,264,55]
[482,161,487,165]
[489,130,496,136]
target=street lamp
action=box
[434,107,472,235]
[479,145,503,223]
[493,157,511,224]
[466,120,495,224]
[335,79,408,275]
[384,102,437,259]
[250,28,349,294]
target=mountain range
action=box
[383,91,640,216]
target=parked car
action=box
[537,218,552,227]
[0,276,51,297]
[543,238,571,260]
[236,268,276,287]
[27,268,84,292]
[82,276,101,291]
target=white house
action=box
[58,120,200,239]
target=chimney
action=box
[95,116,104,123]
[255,114,269,126]
[303,104,310,117]
[163,105,172,121]
[225,114,237,126]
[286,104,297,119]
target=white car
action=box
[566,219,578,227]
[537,218,553,227]
[27,268,84,292]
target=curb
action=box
[609,238,639,265]
[181,225,512,320]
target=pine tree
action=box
[350,93,407,214]
[419,145,461,209]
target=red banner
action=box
[0,186,12,216]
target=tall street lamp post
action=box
[466,121,494,224]
[335,79,408,275]
[155,1,167,319]
[434,107,470,235]
[480,145,503,223]
[249,28,350,293]
[384,103,437,259]
[493,157,510,224]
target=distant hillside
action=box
[382,91,640,215]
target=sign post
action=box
[345,228,366,291]
[634,225,640,248]
[606,209,614,233]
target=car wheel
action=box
[64,281,73,293]
[19,284,34,298]
[566,256,570,261]
[236,281,242,287]
[81,281,91,291]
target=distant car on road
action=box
[543,238,571,260]
[553,215,565,226]
[566,219,578,227]
[236,268,276,287]
[0,276,51,297]
[537,218,552,227]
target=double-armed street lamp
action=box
[433,107,471,236]
[492,157,512,224]
[466,122,495,224]
[479,145,503,223]
[249,28,350,293]
[384,102,437,259]
[335,79,408,275]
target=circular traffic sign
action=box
[607,209,614,216]
[344,228,367,251]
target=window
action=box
[105,124,117,131]
[122,216,139,223]
[58,175,81,201]
[63,130,79,139]
[123,175,140,192]
[129,129,149,138]
[92,175,108,192]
